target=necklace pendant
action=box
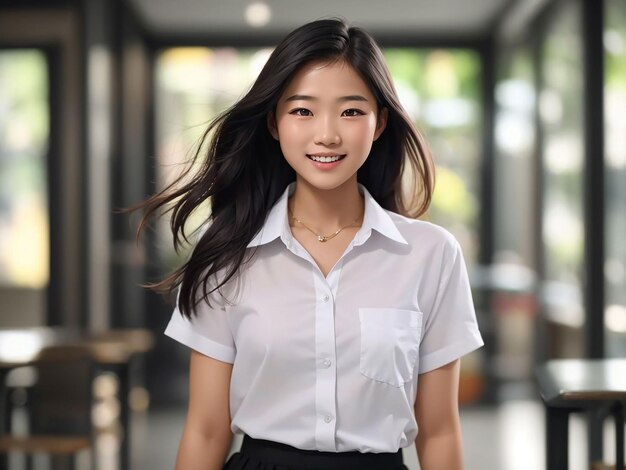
[318,235,327,242]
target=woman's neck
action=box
[288,178,364,233]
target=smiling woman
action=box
[132,18,483,470]
[267,60,388,197]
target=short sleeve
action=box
[164,288,236,364]
[418,238,484,374]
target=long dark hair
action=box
[134,18,434,318]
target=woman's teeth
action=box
[307,155,345,163]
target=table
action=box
[0,327,154,470]
[536,359,626,470]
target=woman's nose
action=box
[314,116,341,145]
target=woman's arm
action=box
[176,350,234,470]
[414,359,464,470]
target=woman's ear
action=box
[373,107,388,141]
[267,112,279,140]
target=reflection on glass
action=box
[492,46,538,382]
[155,48,482,266]
[605,0,626,357]
[494,47,535,265]
[540,2,584,350]
[0,50,49,288]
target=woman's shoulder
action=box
[384,210,459,252]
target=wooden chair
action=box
[0,345,94,470]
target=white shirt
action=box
[165,181,484,453]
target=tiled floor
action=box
[6,397,622,469]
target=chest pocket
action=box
[358,308,423,387]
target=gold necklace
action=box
[288,207,361,242]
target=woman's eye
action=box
[342,108,364,117]
[291,108,312,116]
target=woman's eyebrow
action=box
[284,94,369,103]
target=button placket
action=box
[313,272,338,450]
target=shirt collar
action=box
[247,182,408,248]
[247,182,296,248]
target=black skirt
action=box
[223,435,408,470]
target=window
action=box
[494,46,536,265]
[604,0,626,357]
[540,1,585,355]
[0,50,49,289]
[492,45,538,382]
[0,49,49,326]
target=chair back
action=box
[28,345,94,436]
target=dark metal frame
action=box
[479,37,496,268]
[497,0,606,362]
[46,45,65,327]
[511,0,608,466]
[581,0,605,361]
[581,0,606,462]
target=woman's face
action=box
[268,60,387,192]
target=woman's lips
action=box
[306,154,346,170]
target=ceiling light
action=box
[245,2,271,28]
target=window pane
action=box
[494,47,536,264]
[605,0,626,357]
[0,50,49,289]
[540,2,585,355]
[492,46,538,382]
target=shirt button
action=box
[322,359,331,368]
[323,414,333,423]
[321,294,330,302]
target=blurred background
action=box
[0,0,624,469]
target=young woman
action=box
[138,18,483,470]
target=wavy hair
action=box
[133,18,434,318]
